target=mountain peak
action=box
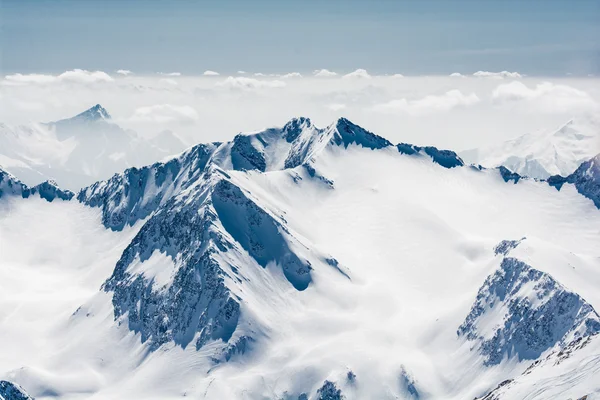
[282,117,313,142]
[73,104,111,122]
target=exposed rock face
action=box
[396,143,464,168]
[77,143,217,230]
[0,167,73,202]
[100,165,330,351]
[0,380,34,400]
[459,257,600,366]
[547,154,600,209]
[316,381,343,400]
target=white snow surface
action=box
[1,119,600,399]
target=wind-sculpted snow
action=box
[459,257,600,366]
[78,143,218,230]
[212,179,312,291]
[547,153,600,209]
[0,380,33,400]
[396,143,464,168]
[0,167,73,202]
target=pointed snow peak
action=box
[73,104,111,121]
[330,117,392,150]
[282,117,313,142]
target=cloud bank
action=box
[4,69,114,85]
[129,104,200,124]
[2,68,598,152]
[374,90,481,115]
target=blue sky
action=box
[2,0,599,76]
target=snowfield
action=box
[1,117,599,399]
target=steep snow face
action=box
[461,119,600,179]
[0,167,73,202]
[101,166,342,354]
[459,256,600,366]
[0,105,187,190]
[77,143,219,230]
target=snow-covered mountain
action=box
[461,119,600,179]
[0,166,73,202]
[1,117,600,399]
[0,105,187,191]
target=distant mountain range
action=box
[461,118,600,179]
[1,117,600,400]
[0,104,187,190]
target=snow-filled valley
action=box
[1,117,600,399]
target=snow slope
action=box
[0,105,187,190]
[1,118,600,399]
[461,118,600,179]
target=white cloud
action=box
[313,69,338,77]
[4,69,114,85]
[343,69,372,79]
[473,71,522,79]
[492,81,598,113]
[203,70,220,76]
[215,76,286,90]
[160,72,181,76]
[373,90,480,115]
[58,69,114,83]
[327,103,346,111]
[117,70,133,76]
[450,72,465,77]
[237,71,246,74]
[159,78,178,86]
[254,72,266,77]
[392,74,404,78]
[281,72,302,79]
[129,104,199,124]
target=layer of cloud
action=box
[215,76,286,90]
[203,70,220,76]
[281,72,302,79]
[450,72,465,77]
[313,69,338,77]
[2,73,598,154]
[373,90,480,115]
[159,78,178,86]
[4,69,114,85]
[473,71,522,79]
[343,69,371,79]
[159,72,181,76]
[128,104,199,124]
[492,81,598,113]
[117,70,133,76]
[327,103,346,111]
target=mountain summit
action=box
[460,118,600,179]
[71,104,111,122]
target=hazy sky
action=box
[2,0,599,76]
